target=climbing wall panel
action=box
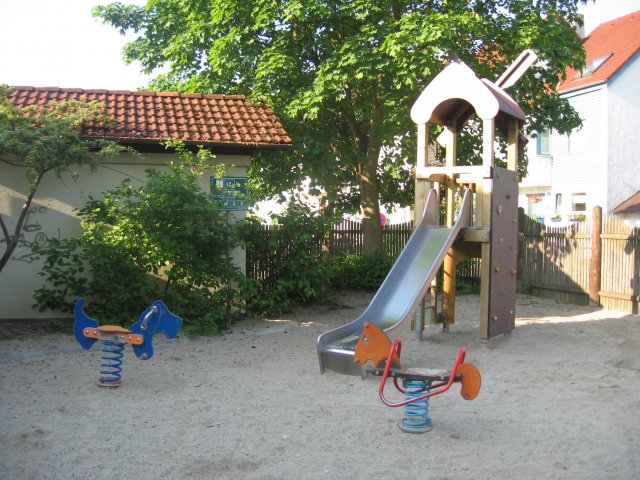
[486,168,519,338]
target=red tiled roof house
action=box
[0,87,292,320]
[519,10,640,226]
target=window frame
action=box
[536,129,550,155]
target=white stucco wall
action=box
[521,143,553,189]
[607,53,640,213]
[550,84,608,218]
[519,138,553,220]
[0,151,250,320]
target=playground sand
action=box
[0,291,638,480]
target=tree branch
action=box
[0,156,24,167]
[0,173,43,273]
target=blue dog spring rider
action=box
[73,299,183,387]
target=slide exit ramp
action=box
[317,188,472,376]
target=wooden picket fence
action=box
[246,219,481,290]
[329,219,413,257]
[519,214,592,303]
[245,220,415,285]
[518,208,639,315]
[245,224,286,285]
[600,216,640,314]
[246,209,639,315]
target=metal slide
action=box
[317,188,472,376]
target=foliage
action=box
[241,200,335,317]
[95,0,588,253]
[328,251,479,293]
[0,85,130,273]
[32,149,243,334]
[32,236,152,324]
[328,252,395,290]
[455,259,481,294]
[455,280,481,295]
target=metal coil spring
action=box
[98,339,124,387]
[399,379,432,433]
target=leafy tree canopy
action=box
[95,0,588,251]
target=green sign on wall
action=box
[211,176,248,211]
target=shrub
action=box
[328,252,394,290]
[33,155,242,333]
[455,258,481,294]
[241,201,334,317]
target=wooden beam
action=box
[461,228,490,243]
[415,165,493,180]
[496,49,538,89]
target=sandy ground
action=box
[0,291,638,480]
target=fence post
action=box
[589,206,602,306]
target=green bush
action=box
[33,237,152,325]
[329,252,394,290]
[33,155,243,333]
[241,201,335,317]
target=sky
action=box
[1,0,639,91]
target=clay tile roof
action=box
[558,10,640,92]
[7,86,293,150]
[613,191,640,214]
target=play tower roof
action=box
[411,58,525,134]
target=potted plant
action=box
[569,213,587,222]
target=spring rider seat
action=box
[73,298,182,387]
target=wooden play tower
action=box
[411,52,536,341]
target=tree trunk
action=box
[360,145,383,254]
[0,177,41,273]
[344,89,384,254]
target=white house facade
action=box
[519,11,640,226]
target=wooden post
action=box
[479,181,493,339]
[416,123,428,170]
[507,118,519,171]
[414,123,429,222]
[479,119,494,339]
[589,206,602,306]
[482,118,495,168]
[441,125,458,328]
[442,251,456,327]
[414,122,434,333]
[444,125,457,227]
